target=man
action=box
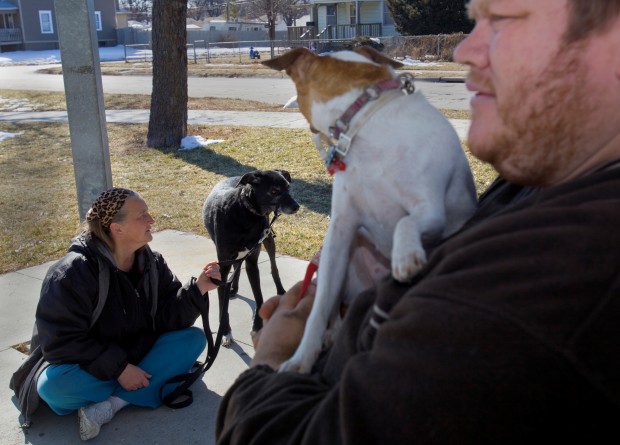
[216,1,620,443]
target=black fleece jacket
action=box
[35,234,208,381]
[216,168,620,445]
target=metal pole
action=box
[54,0,112,221]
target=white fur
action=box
[329,50,381,65]
[279,55,478,373]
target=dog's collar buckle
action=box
[334,133,352,157]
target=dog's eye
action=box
[270,188,280,196]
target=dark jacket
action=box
[35,234,208,381]
[216,168,620,444]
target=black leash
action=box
[160,212,280,409]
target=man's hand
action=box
[118,363,152,391]
[251,281,316,370]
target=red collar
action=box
[319,74,415,175]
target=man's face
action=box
[454,0,619,186]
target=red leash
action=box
[298,247,322,302]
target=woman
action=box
[35,188,221,441]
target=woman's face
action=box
[111,196,155,250]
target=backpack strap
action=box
[90,257,109,330]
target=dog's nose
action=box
[283,200,300,214]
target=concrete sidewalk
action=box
[0,109,471,140]
[0,229,309,444]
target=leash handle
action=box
[298,247,321,302]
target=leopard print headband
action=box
[86,188,133,228]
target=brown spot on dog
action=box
[263,47,399,123]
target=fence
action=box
[122,40,290,64]
[116,27,289,46]
[0,28,22,44]
[379,34,468,60]
[121,34,468,64]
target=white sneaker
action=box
[78,400,114,441]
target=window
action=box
[39,10,53,34]
[383,2,394,26]
[326,5,336,26]
[94,11,102,31]
[350,5,356,25]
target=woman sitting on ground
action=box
[35,188,221,441]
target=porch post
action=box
[54,0,112,221]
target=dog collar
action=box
[314,73,415,175]
[240,188,264,216]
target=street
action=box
[0,64,473,110]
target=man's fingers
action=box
[295,294,315,317]
[278,282,308,309]
[259,295,281,320]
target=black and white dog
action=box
[202,169,300,346]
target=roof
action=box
[0,1,17,12]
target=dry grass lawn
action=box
[35,58,468,80]
[0,83,492,274]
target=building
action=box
[202,19,268,33]
[0,0,118,52]
[288,0,398,41]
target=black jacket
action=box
[216,168,620,444]
[35,234,208,381]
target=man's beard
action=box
[470,42,595,186]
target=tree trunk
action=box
[147,0,188,148]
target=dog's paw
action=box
[222,331,235,348]
[278,349,320,374]
[391,248,427,282]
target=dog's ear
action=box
[276,169,292,183]
[353,46,403,69]
[262,47,315,74]
[237,171,260,187]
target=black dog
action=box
[202,169,300,346]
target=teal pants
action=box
[37,327,206,415]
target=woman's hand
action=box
[118,363,152,391]
[250,281,316,370]
[196,261,221,295]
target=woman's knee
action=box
[159,327,206,358]
[186,326,207,352]
[177,326,207,357]
[37,364,79,401]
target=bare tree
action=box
[147,0,188,148]
[246,0,304,42]
[280,0,309,26]
[119,0,152,22]
[188,0,225,20]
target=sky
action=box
[0,45,437,147]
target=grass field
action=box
[0,83,495,274]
